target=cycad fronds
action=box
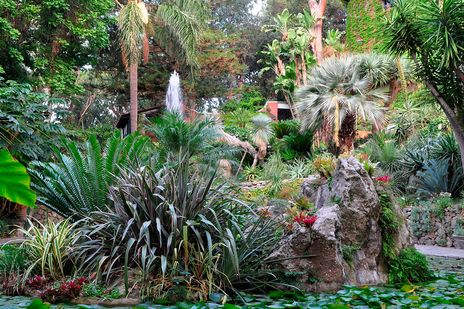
[149,112,237,168]
[29,132,151,218]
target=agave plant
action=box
[74,156,281,297]
[29,132,151,218]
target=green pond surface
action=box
[1,273,464,309]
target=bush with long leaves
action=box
[74,157,281,299]
[29,132,151,218]
[19,219,80,280]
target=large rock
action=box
[270,157,410,291]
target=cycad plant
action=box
[149,112,237,169]
[296,54,393,153]
[29,132,151,218]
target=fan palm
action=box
[296,55,391,153]
[251,114,273,166]
[29,132,151,218]
[117,0,208,132]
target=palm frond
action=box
[155,0,209,67]
[118,1,146,66]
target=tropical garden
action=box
[0,0,464,308]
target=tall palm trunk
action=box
[129,63,138,133]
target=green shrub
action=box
[454,219,464,236]
[341,244,360,267]
[0,245,29,273]
[82,283,121,299]
[388,248,433,284]
[378,192,401,263]
[0,219,9,237]
[432,193,453,220]
[221,89,265,113]
[19,219,80,279]
[312,154,336,178]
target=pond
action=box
[1,273,463,309]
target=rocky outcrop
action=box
[270,157,411,292]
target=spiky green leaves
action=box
[0,149,36,207]
[29,132,151,218]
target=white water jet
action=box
[165,71,183,115]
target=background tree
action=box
[0,0,114,94]
[384,0,464,169]
[308,0,327,64]
[117,0,209,132]
[117,0,147,133]
[345,0,385,52]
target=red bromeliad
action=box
[374,175,391,183]
[294,212,317,227]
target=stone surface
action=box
[270,157,410,292]
[404,204,464,248]
[415,244,464,258]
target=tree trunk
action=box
[301,54,308,86]
[423,78,464,170]
[338,112,357,154]
[309,0,327,64]
[129,63,138,133]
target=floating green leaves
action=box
[12,274,464,309]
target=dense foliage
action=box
[2,0,464,307]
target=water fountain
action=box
[165,71,183,116]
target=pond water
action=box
[2,273,464,309]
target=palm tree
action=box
[117,0,208,133]
[296,55,392,153]
[251,114,274,167]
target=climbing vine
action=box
[345,0,385,52]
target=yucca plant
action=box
[19,219,80,280]
[74,155,281,298]
[29,132,151,218]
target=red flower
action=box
[303,215,317,226]
[293,212,317,227]
[375,175,391,183]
